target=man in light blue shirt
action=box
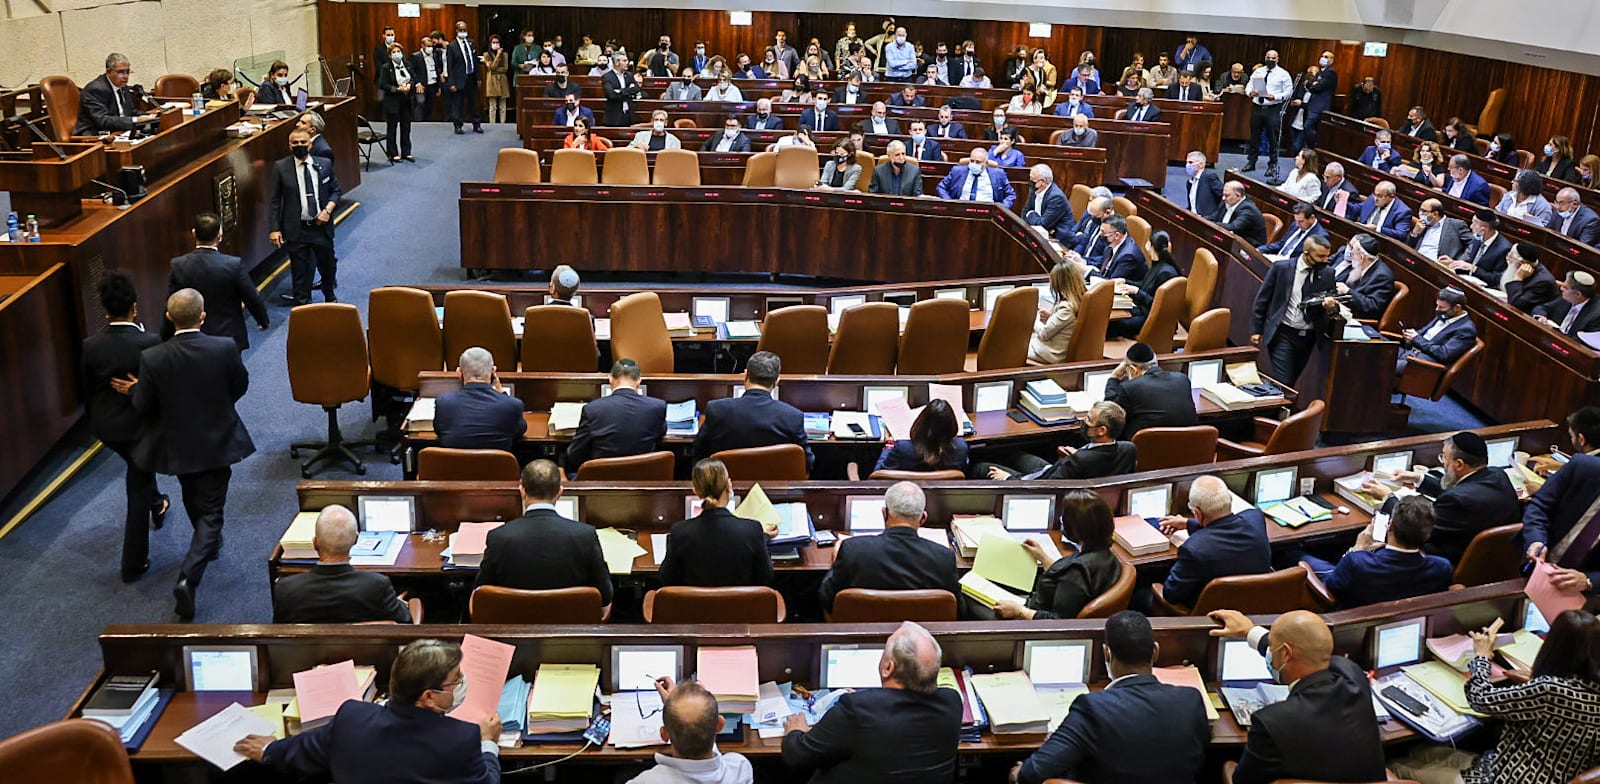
[883,27,917,81]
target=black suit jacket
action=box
[1417,466,1521,564]
[444,38,480,89]
[699,132,752,153]
[376,60,416,115]
[1455,232,1512,287]
[1101,239,1148,282]
[1037,441,1137,480]
[853,117,902,137]
[1162,509,1273,607]
[1315,178,1363,215]
[131,331,254,475]
[1233,653,1386,784]
[75,74,140,134]
[268,156,342,246]
[434,382,528,452]
[781,686,962,784]
[658,506,774,587]
[1398,120,1438,142]
[869,161,923,196]
[1104,370,1197,439]
[410,48,446,88]
[1212,198,1268,246]
[1185,170,1223,217]
[1540,297,1600,335]
[257,80,291,105]
[564,388,665,468]
[1016,673,1209,784]
[1251,258,1336,346]
[1506,263,1561,314]
[263,700,498,784]
[1021,184,1074,238]
[601,70,642,126]
[272,563,411,623]
[1336,259,1395,321]
[1123,101,1162,122]
[1547,205,1600,246]
[81,324,160,444]
[476,509,613,605]
[166,248,268,350]
[745,113,786,131]
[1407,313,1478,366]
[693,389,813,471]
[818,526,958,611]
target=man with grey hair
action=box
[1021,163,1073,242]
[296,111,335,164]
[1069,195,1115,265]
[1317,161,1361,215]
[1059,113,1098,149]
[76,52,157,134]
[271,505,412,623]
[1149,475,1271,610]
[870,139,922,196]
[1125,86,1162,123]
[782,621,962,782]
[433,346,526,452]
[1547,186,1600,245]
[631,678,752,783]
[1351,180,1412,241]
[547,264,581,306]
[1184,150,1223,217]
[1211,180,1267,246]
[818,482,958,613]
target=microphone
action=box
[9,113,68,160]
[128,84,161,111]
[90,178,132,207]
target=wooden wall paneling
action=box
[318,2,482,118]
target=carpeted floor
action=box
[0,128,1487,739]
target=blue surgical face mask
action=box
[968,162,983,174]
[1265,644,1284,684]
[1545,144,1557,157]
[1319,57,1331,67]
[911,133,925,143]
[1186,163,1201,178]
[1377,141,1390,150]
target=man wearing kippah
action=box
[548,265,582,307]
[1504,243,1560,315]
[1395,287,1476,378]
[1534,271,1600,338]
[1358,430,1521,564]
[1103,342,1197,439]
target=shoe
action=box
[121,561,149,583]
[472,126,484,134]
[173,577,196,619]
[323,293,339,303]
[151,494,169,530]
[1266,171,1281,182]
[390,156,402,163]
[454,127,464,135]
[1241,162,1257,172]
[403,155,415,162]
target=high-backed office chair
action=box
[1451,524,1524,587]
[1468,87,1507,135]
[826,302,899,374]
[828,589,957,622]
[520,305,597,372]
[442,290,516,371]
[866,468,966,481]
[39,75,80,142]
[773,146,820,189]
[652,148,701,186]
[1069,183,1092,220]
[644,586,786,623]
[601,147,650,185]
[1182,307,1231,352]
[853,150,876,192]
[574,451,675,481]
[1368,116,1389,129]
[367,286,444,427]
[1474,137,1490,157]
[1060,279,1114,363]
[493,148,542,183]
[742,151,777,186]
[1111,195,1137,218]
[1514,150,1535,170]
[1129,276,1188,355]
[1393,336,1485,401]
[756,305,830,374]
[287,304,372,477]
[550,148,599,184]
[154,73,200,98]
[712,444,808,481]
[897,298,970,374]
[975,286,1039,370]
[1185,248,1219,326]
[1217,399,1326,460]
[0,719,134,784]
[1376,281,1410,333]
[673,118,697,129]
[1156,565,1332,616]
[609,291,674,374]
[1263,212,1283,244]
[1126,214,1151,250]
[416,447,520,481]
[1132,425,1217,472]
[1076,558,1136,619]
[469,586,606,623]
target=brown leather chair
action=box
[1131,276,1188,355]
[1221,760,1416,784]
[1262,212,1284,244]
[897,298,970,374]
[443,290,517,371]
[1185,248,1219,326]
[645,586,786,623]
[610,291,675,374]
[1126,214,1151,251]
[742,151,777,186]
[756,305,830,374]
[40,75,81,142]
[1077,556,1137,619]
[1217,399,1326,460]
[1368,116,1390,129]
[712,444,809,481]
[975,286,1038,370]
[493,148,542,183]
[1395,337,1485,401]
[154,73,200,98]
[827,302,899,374]
[601,147,650,185]
[774,145,820,189]
[672,118,697,129]
[416,447,520,481]
[575,451,675,481]
[234,85,256,111]
[828,588,957,622]
[469,586,606,623]
[0,719,134,784]
[1132,425,1218,472]
[287,304,373,477]
[1111,195,1137,218]
[652,148,701,186]
[854,150,876,193]
[1451,523,1524,587]
[1514,150,1536,169]
[1488,182,1508,207]
[1468,88,1506,137]
[1156,565,1333,616]
[1182,307,1231,352]
[1474,137,1491,157]
[1061,280,1114,362]
[521,305,598,372]
[550,148,599,184]
[867,468,966,481]
[1374,281,1411,333]
[367,285,444,399]
[1069,183,1092,220]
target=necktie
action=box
[302,162,318,221]
[1472,238,1488,266]
[1561,303,1583,333]
[1556,499,1600,569]
[914,143,922,158]
[1283,228,1304,256]
[965,171,980,200]
[1367,205,1384,228]
[114,88,125,115]
[464,42,474,73]
[1133,106,1143,121]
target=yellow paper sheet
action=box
[969,671,1049,727]
[595,528,646,575]
[1401,661,1486,717]
[527,664,600,719]
[973,533,1038,592]
[1496,630,1544,670]
[959,571,1025,608]
[245,704,286,739]
[1225,362,1263,386]
[733,484,782,534]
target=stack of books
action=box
[940,667,989,742]
[279,512,319,560]
[526,664,599,736]
[969,671,1049,735]
[1198,383,1259,410]
[403,397,435,432]
[83,672,167,743]
[697,646,759,714]
[1113,515,1172,556]
[1019,379,1078,424]
[950,515,1006,558]
[547,402,585,436]
[665,400,699,437]
[662,312,695,336]
[447,522,504,568]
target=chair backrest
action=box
[854,150,876,192]
[1185,248,1219,326]
[154,73,200,98]
[1063,279,1114,362]
[287,304,370,406]
[1183,307,1231,352]
[1190,566,1322,615]
[1515,149,1536,169]
[550,148,599,184]
[742,151,777,186]
[40,76,80,142]
[1069,183,1092,220]
[367,286,443,392]
[1489,181,1508,206]
[756,305,830,374]
[469,586,604,623]
[1111,195,1137,217]
[976,286,1040,370]
[610,291,675,374]
[575,450,675,481]
[601,146,650,185]
[897,298,970,374]
[827,302,899,374]
[1263,212,1284,243]
[1452,523,1525,586]
[1379,281,1410,333]
[520,305,598,372]
[442,290,517,371]
[416,447,521,481]
[649,586,785,623]
[868,469,967,481]
[652,148,701,186]
[1432,337,1486,401]
[1126,215,1152,251]
[493,148,542,183]
[1113,108,1128,120]
[712,444,809,481]
[774,145,820,189]
[0,719,134,784]
[1135,276,1188,354]
[1260,399,1325,455]
[1132,425,1218,471]
[1474,137,1491,156]
[1368,116,1389,129]
[1077,557,1136,619]
[830,588,958,622]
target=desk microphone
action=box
[90,178,132,207]
[7,113,68,160]
[128,84,162,111]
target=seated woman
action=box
[201,68,235,101]
[562,116,611,150]
[987,127,1027,168]
[1539,135,1581,184]
[1277,148,1323,202]
[1580,154,1600,190]
[1006,84,1047,115]
[657,459,774,587]
[1027,259,1088,364]
[1486,133,1519,165]
[995,490,1123,620]
[1108,230,1182,339]
[1441,116,1477,151]
[815,139,861,190]
[872,399,968,474]
[773,127,815,151]
[628,110,682,150]
[1405,140,1449,189]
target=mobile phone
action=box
[583,714,611,746]
[1380,686,1431,716]
[814,531,837,547]
[848,422,866,437]
[1007,410,1028,423]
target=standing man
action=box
[411,34,447,122]
[445,20,483,134]
[1250,234,1338,384]
[269,128,342,306]
[130,289,255,619]
[1242,50,1293,179]
[882,27,918,81]
[1183,151,1223,218]
[602,52,644,127]
[1522,407,1600,593]
[373,26,397,86]
[75,53,157,135]
[166,213,268,351]
[1293,51,1336,151]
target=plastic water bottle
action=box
[25,215,40,242]
[5,212,18,243]
[192,92,204,115]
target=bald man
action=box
[631,679,752,783]
[1212,181,1267,246]
[271,505,412,623]
[1210,609,1385,784]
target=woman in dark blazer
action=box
[1539,135,1581,184]
[376,43,418,162]
[657,459,774,587]
[873,399,969,473]
[996,490,1123,620]
[1107,230,1181,338]
[1486,133,1520,165]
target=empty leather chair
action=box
[975,286,1038,370]
[1132,425,1218,472]
[712,444,809,481]
[234,85,256,110]
[1395,337,1485,401]
[416,447,520,481]
[39,75,81,142]
[1377,282,1410,333]
[1185,248,1219,327]
[1263,212,1283,244]
[287,304,372,477]
[652,148,701,186]
[1069,183,1092,221]
[1183,307,1231,352]
[673,118,697,129]
[1111,195,1137,217]
[1451,523,1524,587]
[1514,150,1535,169]
[609,291,674,374]
[828,588,957,622]
[1061,280,1114,362]
[469,586,606,623]
[867,469,966,481]
[574,451,675,481]
[0,719,134,784]
[1488,182,1508,206]
[644,586,786,623]
[742,151,777,186]
[601,146,650,185]
[493,148,542,183]
[1130,276,1188,355]
[756,305,830,374]
[550,148,599,184]
[897,298,970,374]
[1217,400,1325,460]
[1368,117,1389,129]
[1158,565,1331,616]
[1076,558,1136,619]
[520,305,597,372]
[773,145,820,189]
[154,73,200,98]
[442,290,516,371]
[826,302,899,374]
[1469,88,1507,137]
[1126,214,1152,250]
[367,285,444,407]
[854,150,876,192]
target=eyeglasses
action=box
[113,69,132,75]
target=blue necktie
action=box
[965,171,980,200]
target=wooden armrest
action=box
[1148,582,1189,617]
[1298,560,1336,609]
[1404,356,1445,374]
[1215,437,1265,461]
[846,462,862,481]
[1378,330,1405,341]
[1222,760,1238,784]
[1250,416,1279,443]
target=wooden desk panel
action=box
[0,264,82,503]
[102,103,241,182]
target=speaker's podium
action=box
[1288,318,1400,434]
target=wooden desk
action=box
[0,264,80,503]
[101,102,242,183]
[0,143,107,227]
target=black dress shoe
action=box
[173,577,196,619]
[1240,162,1257,172]
[121,561,149,583]
[323,294,339,303]
[150,494,169,530]
[454,127,464,135]
[472,126,484,133]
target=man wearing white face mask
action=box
[883,26,917,81]
[444,20,483,134]
[936,147,1015,208]
[700,115,751,153]
[234,639,502,783]
[629,110,682,150]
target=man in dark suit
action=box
[1104,342,1198,439]
[82,272,165,582]
[818,482,959,612]
[1259,202,1327,258]
[564,358,665,472]
[1302,496,1453,608]
[1522,406,1600,590]
[1351,181,1413,241]
[1251,234,1339,385]
[165,213,268,351]
[1071,196,1116,267]
[1123,88,1162,122]
[1152,475,1272,609]
[1362,431,1520,565]
[928,105,968,139]
[601,53,644,127]
[130,289,255,619]
[444,20,483,133]
[74,53,155,135]
[782,621,962,782]
[986,401,1137,480]
[1549,187,1600,246]
[905,120,943,162]
[658,458,773,587]
[1296,52,1336,151]
[745,98,784,131]
[1020,165,1074,244]
[373,26,397,87]
[434,347,526,452]
[1316,163,1363,216]
[1356,130,1402,172]
[870,141,923,196]
[1183,152,1223,218]
[936,148,1016,208]
[1211,181,1268,246]
[1013,611,1209,784]
[1098,215,1148,281]
[1442,155,1492,206]
[1398,106,1438,141]
[271,505,412,623]
[476,460,613,611]
[1505,243,1562,314]
[888,85,924,108]
[693,351,813,471]
[411,35,447,122]
[1333,234,1396,321]
[268,128,342,306]
[1209,609,1386,784]
[297,111,336,164]
[1166,70,1205,102]
[1406,198,1474,260]
[1441,210,1512,288]
[856,101,902,139]
[236,639,501,784]
[1395,287,1478,380]
[1536,271,1600,336]
[700,115,752,153]
[552,95,595,127]
[798,91,840,133]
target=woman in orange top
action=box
[563,116,611,151]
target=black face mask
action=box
[291,145,311,160]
